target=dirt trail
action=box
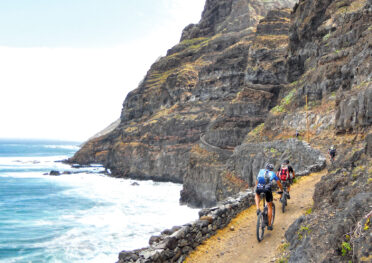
[184,170,328,263]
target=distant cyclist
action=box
[328,146,336,163]
[277,160,295,199]
[255,163,282,230]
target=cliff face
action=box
[70,0,371,214]
[69,0,297,184]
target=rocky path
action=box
[184,170,328,263]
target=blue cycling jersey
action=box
[257,169,279,185]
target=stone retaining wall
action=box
[117,190,255,263]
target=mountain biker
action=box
[277,160,295,199]
[255,163,282,231]
[328,146,336,162]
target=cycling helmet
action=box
[330,145,335,150]
[266,163,274,171]
[282,160,289,165]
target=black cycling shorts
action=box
[256,186,273,202]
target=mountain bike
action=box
[256,192,275,242]
[278,180,290,213]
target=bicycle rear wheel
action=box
[282,194,286,213]
[256,213,265,242]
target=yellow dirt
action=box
[184,170,328,263]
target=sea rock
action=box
[49,170,61,176]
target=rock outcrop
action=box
[70,0,371,212]
[284,136,371,263]
[69,0,298,187]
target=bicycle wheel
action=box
[256,213,265,242]
[272,203,276,226]
[282,194,286,213]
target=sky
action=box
[0,0,205,142]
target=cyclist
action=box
[277,160,295,199]
[255,163,282,230]
[328,146,336,162]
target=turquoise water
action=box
[0,139,198,263]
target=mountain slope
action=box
[69,0,298,186]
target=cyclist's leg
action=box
[255,193,260,210]
[255,188,261,213]
[266,190,274,226]
[278,180,283,198]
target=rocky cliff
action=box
[70,0,371,214]
[69,0,372,261]
[69,0,298,186]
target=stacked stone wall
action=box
[118,191,255,263]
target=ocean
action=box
[0,139,198,263]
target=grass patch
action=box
[124,126,138,133]
[271,88,297,114]
[298,225,311,240]
[323,32,331,41]
[335,0,367,15]
[249,123,265,136]
[179,37,209,46]
[305,208,312,215]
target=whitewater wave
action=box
[44,145,80,150]
[0,142,199,263]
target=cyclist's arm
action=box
[272,173,283,190]
[277,179,283,190]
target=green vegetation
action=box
[250,123,265,136]
[305,208,312,215]
[298,225,311,240]
[179,37,209,46]
[352,165,365,178]
[323,32,331,41]
[277,258,289,263]
[341,241,351,256]
[178,36,212,52]
[335,0,367,15]
[269,148,280,157]
[271,88,297,114]
[364,217,370,231]
[353,80,370,90]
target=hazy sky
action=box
[0,0,205,141]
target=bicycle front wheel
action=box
[256,213,265,242]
